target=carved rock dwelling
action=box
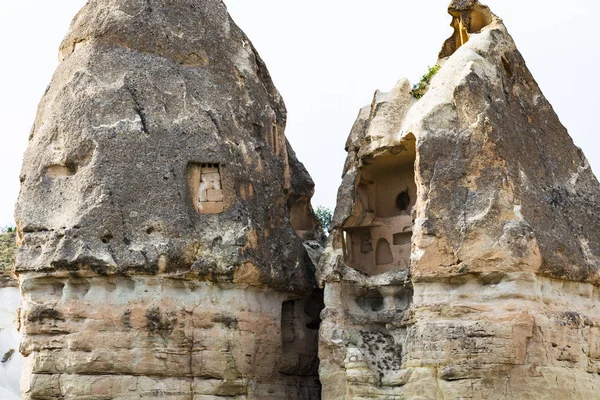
[9,0,600,399]
[318,1,600,398]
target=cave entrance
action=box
[289,197,316,234]
[280,292,323,399]
[342,137,416,275]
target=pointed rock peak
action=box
[439,0,496,58]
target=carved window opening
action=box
[393,232,411,246]
[396,190,411,214]
[376,238,393,266]
[360,230,373,253]
[355,289,384,313]
[342,137,416,275]
[289,197,315,234]
[281,300,296,344]
[188,163,224,214]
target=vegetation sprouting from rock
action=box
[411,65,441,99]
[315,206,333,234]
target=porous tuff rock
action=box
[318,1,600,399]
[15,0,322,398]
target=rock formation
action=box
[318,1,600,398]
[15,1,323,399]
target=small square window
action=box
[188,163,224,214]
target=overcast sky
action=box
[0,0,598,227]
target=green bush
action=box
[315,206,333,234]
[411,65,441,99]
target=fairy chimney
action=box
[318,1,600,398]
[15,1,323,398]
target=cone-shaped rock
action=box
[15,1,322,398]
[318,1,600,398]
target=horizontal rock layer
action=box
[20,275,321,399]
[320,273,600,399]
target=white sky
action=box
[0,1,598,227]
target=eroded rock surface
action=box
[318,1,600,398]
[15,1,322,398]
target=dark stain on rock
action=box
[212,313,239,329]
[145,306,177,335]
[121,309,132,329]
[27,306,64,323]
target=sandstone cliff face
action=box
[318,1,600,398]
[15,1,322,398]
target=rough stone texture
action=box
[15,1,322,399]
[0,233,17,288]
[318,1,600,398]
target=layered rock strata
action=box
[15,1,322,399]
[318,1,600,399]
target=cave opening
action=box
[279,291,324,399]
[342,138,417,275]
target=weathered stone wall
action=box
[19,276,321,399]
[15,1,323,399]
[318,1,600,398]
